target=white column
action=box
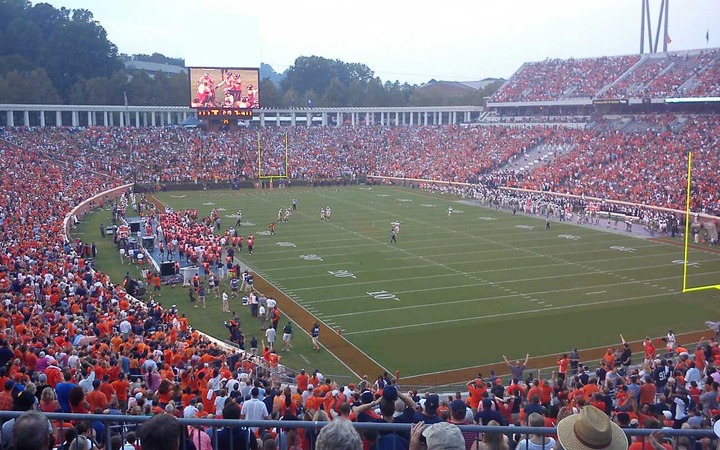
[7,111,14,127]
[260,112,266,127]
[109,112,114,126]
[39,111,45,127]
[119,112,125,127]
[291,112,296,126]
[135,111,140,127]
[424,112,428,126]
[159,113,165,126]
[452,111,457,125]
[104,111,109,126]
[409,112,413,126]
[322,113,327,126]
[437,112,441,125]
[381,112,385,126]
[166,112,171,124]
[56,111,62,126]
[151,112,156,127]
[365,113,370,125]
[183,112,188,121]
[72,111,78,127]
[393,112,398,126]
[23,111,30,126]
[143,112,148,127]
[337,112,342,127]
[306,112,311,127]
[87,111,92,127]
[276,112,281,126]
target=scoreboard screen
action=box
[189,67,259,116]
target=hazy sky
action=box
[41,0,720,84]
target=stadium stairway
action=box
[595,55,649,98]
[497,141,576,173]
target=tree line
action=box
[0,0,499,107]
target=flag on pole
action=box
[666,34,672,44]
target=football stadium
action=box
[0,0,720,449]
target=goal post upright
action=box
[682,151,692,293]
[682,150,720,293]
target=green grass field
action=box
[75,185,720,382]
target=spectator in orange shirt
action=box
[86,379,108,411]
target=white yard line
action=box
[342,292,676,336]
[321,273,686,318]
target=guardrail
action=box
[0,411,714,450]
[369,175,720,222]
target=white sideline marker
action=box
[586,291,607,295]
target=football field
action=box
[77,185,720,386]
[144,185,720,383]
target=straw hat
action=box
[557,406,627,450]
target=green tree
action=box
[320,78,347,106]
[127,70,153,105]
[259,78,280,107]
[26,68,60,103]
[0,70,30,103]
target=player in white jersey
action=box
[278,209,283,222]
[447,206,453,219]
[284,208,291,222]
[320,208,325,221]
[235,210,242,226]
[325,206,331,221]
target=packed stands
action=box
[491,48,720,102]
[1,111,720,449]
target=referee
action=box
[390,227,397,243]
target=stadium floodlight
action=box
[682,151,720,293]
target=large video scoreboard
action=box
[189,67,259,118]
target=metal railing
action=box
[0,411,715,450]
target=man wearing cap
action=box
[449,400,475,450]
[414,394,442,424]
[411,421,466,450]
[557,405,628,450]
[354,385,416,424]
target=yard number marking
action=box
[300,254,324,261]
[256,231,272,236]
[558,234,581,240]
[479,217,497,221]
[277,242,296,247]
[516,225,535,230]
[673,260,700,267]
[329,270,357,279]
[610,246,636,252]
[366,290,400,301]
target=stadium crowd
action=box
[492,49,720,102]
[4,113,719,215]
[1,105,720,450]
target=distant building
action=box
[124,60,187,78]
[418,78,504,96]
